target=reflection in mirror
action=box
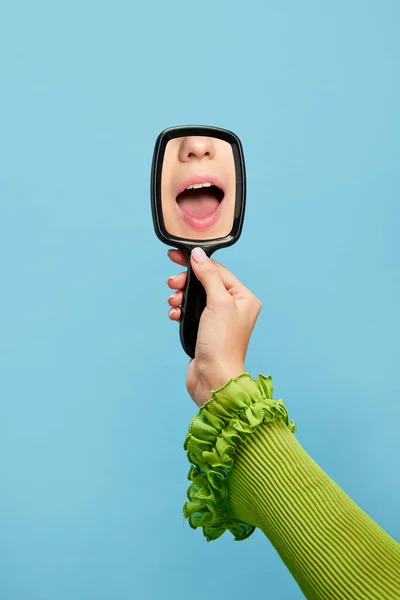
[161,136,236,240]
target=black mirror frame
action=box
[150,125,246,255]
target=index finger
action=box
[167,249,187,267]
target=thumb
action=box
[190,247,228,302]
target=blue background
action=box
[1,1,399,598]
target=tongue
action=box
[177,192,220,218]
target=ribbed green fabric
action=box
[183,374,400,599]
[229,419,400,599]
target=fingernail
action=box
[167,275,177,282]
[168,292,177,302]
[192,247,207,263]
[169,308,177,317]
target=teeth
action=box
[186,182,213,190]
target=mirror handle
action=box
[179,252,207,359]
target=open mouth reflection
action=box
[176,184,224,219]
[160,135,235,240]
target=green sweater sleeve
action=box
[183,374,400,600]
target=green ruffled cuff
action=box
[183,373,296,542]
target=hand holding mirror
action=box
[151,125,246,358]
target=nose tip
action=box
[178,136,216,162]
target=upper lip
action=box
[175,174,225,198]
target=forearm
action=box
[229,419,400,600]
[183,373,400,600]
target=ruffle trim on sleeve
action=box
[183,373,296,542]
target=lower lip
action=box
[177,199,224,232]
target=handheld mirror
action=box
[151,125,246,358]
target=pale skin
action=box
[161,136,236,241]
[166,247,261,407]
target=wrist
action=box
[207,364,247,393]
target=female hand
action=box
[166,247,262,407]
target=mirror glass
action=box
[161,135,236,240]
